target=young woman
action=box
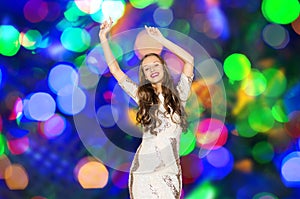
[99,17,194,199]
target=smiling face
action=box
[141,55,164,84]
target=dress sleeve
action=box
[118,75,139,103]
[176,73,193,106]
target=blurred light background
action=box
[1,0,300,198]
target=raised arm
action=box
[145,26,194,77]
[99,17,125,82]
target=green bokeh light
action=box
[61,27,91,52]
[157,0,174,8]
[248,106,275,132]
[262,24,289,49]
[22,30,42,50]
[180,124,196,156]
[236,118,257,138]
[171,19,190,35]
[0,134,7,155]
[241,69,267,96]
[129,0,154,9]
[0,25,21,56]
[252,141,274,164]
[186,181,217,199]
[64,2,86,22]
[224,53,251,81]
[272,100,288,123]
[262,68,287,98]
[262,0,300,24]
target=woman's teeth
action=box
[150,72,159,78]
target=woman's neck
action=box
[152,83,162,94]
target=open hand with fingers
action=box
[144,25,165,42]
[99,17,113,41]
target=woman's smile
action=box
[150,72,159,78]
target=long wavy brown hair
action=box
[136,53,188,135]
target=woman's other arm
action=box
[99,17,125,81]
[145,26,194,77]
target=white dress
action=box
[118,73,193,199]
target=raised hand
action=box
[99,17,113,40]
[144,25,165,42]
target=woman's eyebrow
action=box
[144,61,160,66]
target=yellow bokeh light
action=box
[78,161,109,189]
[127,108,137,125]
[4,164,29,190]
[0,155,11,179]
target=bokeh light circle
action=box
[0,25,21,56]
[38,114,66,139]
[252,141,274,164]
[196,118,228,152]
[205,146,234,180]
[248,107,275,132]
[27,92,56,121]
[20,29,43,50]
[171,19,191,35]
[23,0,48,23]
[57,86,86,115]
[78,160,109,189]
[236,118,257,138]
[223,53,251,81]
[241,69,267,96]
[261,0,300,24]
[281,151,300,187]
[48,63,78,94]
[7,137,30,155]
[4,164,29,190]
[61,27,91,52]
[153,8,173,27]
[262,24,290,49]
[206,146,230,168]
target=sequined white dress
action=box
[119,73,193,199]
